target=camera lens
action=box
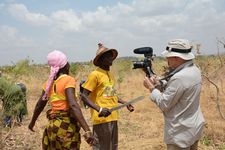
[133,61,145,69]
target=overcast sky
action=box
[0,0,225,66]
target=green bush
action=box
[0,77,27,117]
[12,59,30,76]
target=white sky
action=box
[0,0,225,66]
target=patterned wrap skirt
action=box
[42,110,81,150]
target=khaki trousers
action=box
[167,140,199,150]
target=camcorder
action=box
[132,47,155,77]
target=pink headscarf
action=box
[42,50,68,100]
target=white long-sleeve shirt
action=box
[150,62,205,148]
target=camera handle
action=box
[146,66,154,78]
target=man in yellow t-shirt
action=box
[81,43,134,150]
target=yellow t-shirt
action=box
[82,67,118,125]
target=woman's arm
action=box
[66,87,94,145]
[28,91,47,132]
[66,87,91,132]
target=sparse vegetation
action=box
[201,135,211,146]
[0,55,225,150]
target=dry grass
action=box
[1,57,225,150]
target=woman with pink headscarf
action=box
[28,50,94,150]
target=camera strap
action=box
[162,60,194,81]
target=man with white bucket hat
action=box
[143,39,205,150]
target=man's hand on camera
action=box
[98,108,111,117]
[144,76,156,92]
[150,75,158,84]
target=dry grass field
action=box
[0,55,225,150]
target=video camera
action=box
[132,47,155,77]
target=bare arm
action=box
[66,87,95,145]
[118,98,125,104]
[80,89,100,112]
[118,98,134,112]
[65,87,91,132]
[81,89,111,117]
[28,91,47,132]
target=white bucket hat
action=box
[161,39,195,60]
